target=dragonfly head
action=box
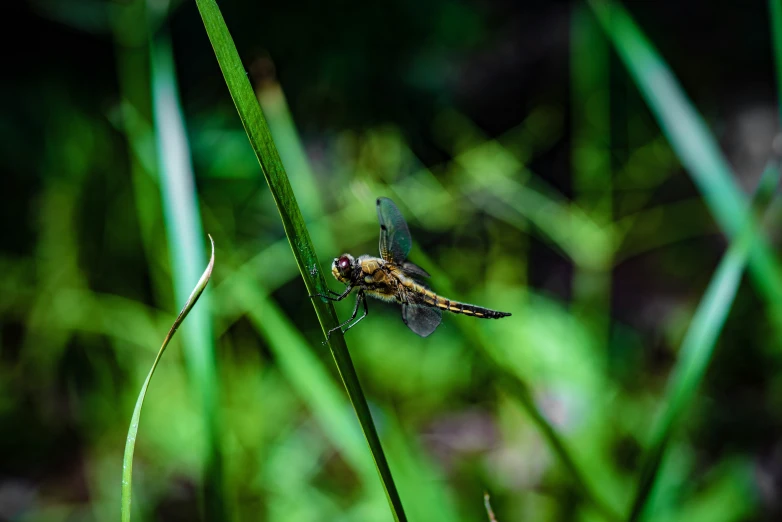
[332,254,355,284]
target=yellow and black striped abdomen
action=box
[410,283,511,319]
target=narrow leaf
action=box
[150,28,225,518]
[770,0,782,126]
[192,1,407,519]
[121,235,215,522]
[628,165,780,521]
[590,0,782,325]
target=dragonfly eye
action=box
[337,255,352,275]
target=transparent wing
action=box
[401,304,442,337]
[377,197,412,264]
[401,261,431,279]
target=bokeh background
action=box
[4,0,782,521]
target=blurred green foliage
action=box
[3,0,782,521]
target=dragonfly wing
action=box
[401,304,442,337]
[377,197,412,264]
[401,261,431,279]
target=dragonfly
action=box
[311,197,511,340]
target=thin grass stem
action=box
[121,237,215,522]
[192,1,407,519]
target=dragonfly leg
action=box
[325,291,367,341]
[341,291,369,335]
[310,285,353,302]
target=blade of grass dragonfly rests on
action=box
[628,163,781,521]
[192,1,408,520]
[121,236,215,522]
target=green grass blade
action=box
[192,2,407,520]
[570,3,612,344]
[257,78,325,222]
[590,0,782,324]
[121,236,215,522]
[628,165,780,521]
[150,29,224,518]
[111,0,173,310]
[771,0,782,126]
[218,272,373,477]
[216,265,463,520]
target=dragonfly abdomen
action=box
[414,286,511,319]
[436,298,510,319]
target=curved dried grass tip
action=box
[173,234,215,324]
[484,491,498,522]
